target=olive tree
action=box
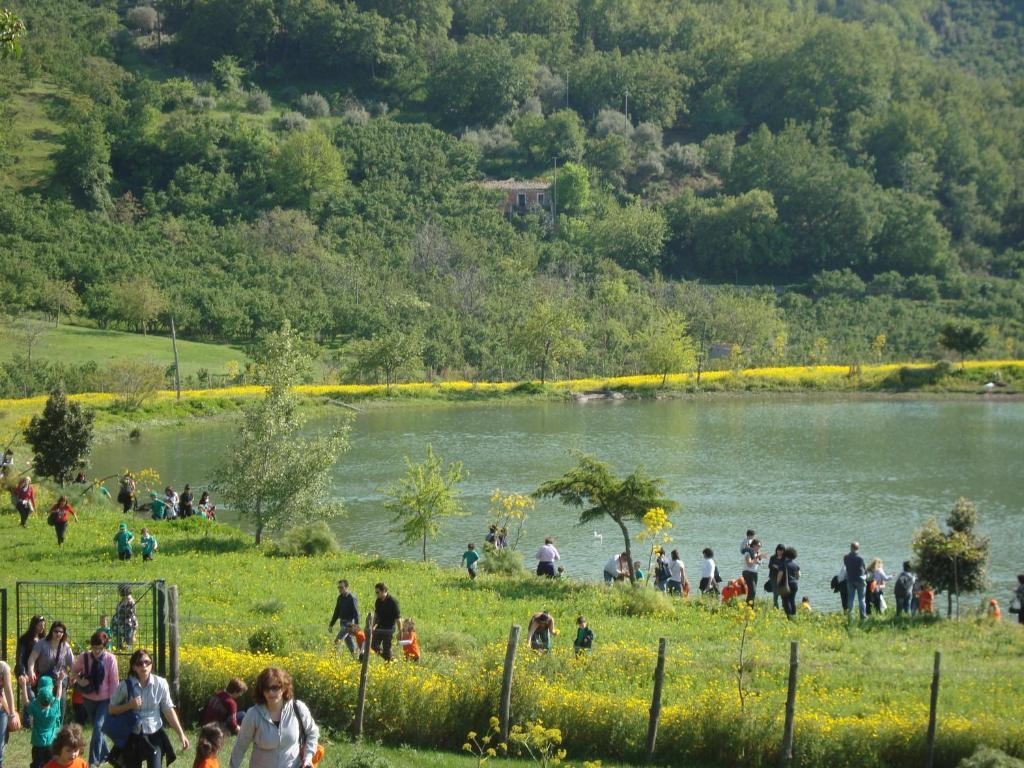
[912,497,990,617]
[535,454,678,585]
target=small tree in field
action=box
[641,309,696,385]
[385,444,466,561]
[102,359,166,409]
[939,322,987,368]
[24,387,95,486]
[912,497,990,617]
[534,454,678,585]
[215,322,350,544]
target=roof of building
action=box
[478,178,553,191]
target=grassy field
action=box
[1,499,1022,768]
[0,79,64,192]
[0,323,249,380]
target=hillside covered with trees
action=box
[0,0,1021,393]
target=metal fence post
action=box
[168,585,180,702]
[156,580,167,676]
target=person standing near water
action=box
[844,542,867,621]
[535,537,560,578]
[741,539,764,604]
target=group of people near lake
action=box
[2,610,322,768]
[6,473,216,553]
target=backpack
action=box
[776,567,791,598]
[894,572,914,599]
[655,559,671,582]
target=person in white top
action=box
[603,553,630,584]
[699,548,720,593]
[535,537,560,578]
[666,549,688,595]
[866,558,890,615]
[741,539,765,605]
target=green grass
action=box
[1,79,64,192]
[1,500,1022,767]
[0,323,249,381]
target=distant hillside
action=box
[0,0,1021,395]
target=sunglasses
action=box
[135,659,153,667]
[266,685,283,692]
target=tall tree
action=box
[215,322,350,544]
[535,454,678,585]
[939,322,987,368]
[385,444,466,561]
[24,387,95,486]
[640,309,696,385]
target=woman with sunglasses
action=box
[229,668,319,768]
[15,616,46,700]
[27,621,73,706]
[109,649,189,768]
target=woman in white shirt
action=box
[699,548,720,593]
[109,648,189,768]
[666,549,688,595]
[535,537,560,578]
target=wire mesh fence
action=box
[15,580,167,673]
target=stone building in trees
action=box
[479,178,554,221]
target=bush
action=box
[248,627,287,655]
[959,747,1024,768]
[612,583,675,616]
[296,92,330,118]
[252,598,284,615]
[342,105,370,126]
[426,629,475,657]
[342,749,393,768]
[478,545,525,576]
[268,522,340,557]
[276,111,309,132]
[191,95,217,112]
[247,88,272,114]
[126,5,158,33]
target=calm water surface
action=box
[90,398,1024,608]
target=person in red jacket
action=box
[48,496,78,546]
[13,475,36,526]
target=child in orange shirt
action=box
[193,723,225,768]
[398,618,421,662]
[43,725,88,768]
[917,583,935,615]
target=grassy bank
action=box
[2,501,1022,768]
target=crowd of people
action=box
[0,610,321,768]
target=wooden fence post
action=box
[353,613,374,742]
[645,637,667,763]
[167,585,180,703]
[499,625,520,743]
[781,640,799,765]
[926,651,941,768]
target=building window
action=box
[517,193,527,207]
[537,193,546,206]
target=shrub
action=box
[126,5,158,33]
[253,598,284,615]
[478,545,525,576]
[296,92,330,118]
[342,105,370,126]
[276,111,309,132]
[959,747,1024,768]
[269,521,340,557]
[426,630,475,657]
[247,88,272,114]
[342,749,393,768]
[191,95,217,112]
[248,627,287,655]
[611,583,675,617]
[510,381,545,395]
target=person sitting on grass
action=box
[398,618,420,662]
[42,724,87,768]
[527,612,556,651]
[573,616,594,656]
[114,523,135,561]
[140,528,158,562]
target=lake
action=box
[88,397,1024,609]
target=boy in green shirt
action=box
[573,616,594,656]
[140,527,158,561]
[461,543,480,579]
[25,677,61,768]
[113,522,134,560]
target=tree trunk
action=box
[255,500,263,545]
[422,531,427,562]
[614,516,635,585]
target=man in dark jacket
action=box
[329,579,360,653]
[371,582,400,661]
[843,542,867,620]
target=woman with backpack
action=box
[229,667,319,768]
[72,632,120,767]
[48,496,79,546]
[776,547,801,617]
[27,621,74,715]
[893,562,916,617]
